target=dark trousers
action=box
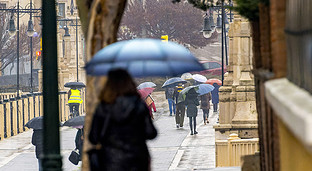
[213,103,218,112]
[202,109,209,120]
[175,104,185,126]
[189,117,197,133]
[69,103,80,116]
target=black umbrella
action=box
[63,116,85,128]
[64,82,86,88]
[25,116,43,130]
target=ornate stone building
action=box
[214,13,258,140]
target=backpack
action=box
[167,87,175,99]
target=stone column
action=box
[214,14,258,140]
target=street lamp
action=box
[58,17,81,82]
[201,0,233,85]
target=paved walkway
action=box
[0,105,240,171]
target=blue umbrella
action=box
[85,39,205,77]
[197,84,214,96]
[137,82,156,90]
[162,77,187,88]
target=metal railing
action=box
[0,90,86,140]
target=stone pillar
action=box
[214,14,258,140]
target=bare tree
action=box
[0,10,41,74]
[119,0,217,48]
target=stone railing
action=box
[0,90,86,140]
[216,134,259,167]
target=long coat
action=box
[211,83,220,104]
[185,88,199,117]
[200,93,211,110]
[89,96,157,171]
[32,129,43,159]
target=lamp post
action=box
[58,17,81,82]
[1,0,41,96]
[201,0,233,86]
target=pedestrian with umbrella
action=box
[162,77,187,116]
[197,84,214,124]
[63,116,85,165]
[138,88,156,120]
[26,116,43,171]
[174,83,186,128]
[184,88,200,135]
[211,83,220,112]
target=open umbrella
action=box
[64,82,86,88]
[181,73,193,80]
[85,39,205,77]
[178,86,199,103]
[138,87,155,99]
[63,116,85,128]
[205,79,222,85]
[25,116,43,130]
[192,74,207,83]
[137,82,156,90]
[162,77,187,88]
[197,84,214,96]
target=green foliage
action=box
[173,0,262,22]
[234,0,260,21]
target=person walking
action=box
[75,128,84,161]
[185,88,200,135]
[200,93,212,124]
[68,87,83,117]
[31,129,43,171]
[211,83,220,112]
[88,69,157,171]
[165,86,176,116]
[174,84,185,128]
[145,94,156,120]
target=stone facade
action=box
[214,13,258,140]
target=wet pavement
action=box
[0,103,240,171]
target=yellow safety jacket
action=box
[68,89,83,104]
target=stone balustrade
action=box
[0,90,86,140]
[216,133,259,167]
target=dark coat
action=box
[185,88,199,117]
[211,83,220,104]
[32,129,43,159]
[200,93,211,109]
[165,87,175,100]
[75,128,83,156]
[89,96,157,171]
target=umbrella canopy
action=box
[205,79,222,85]
[64,82,86,88]
[63,116,85,128]
[192,74,207,83]
[138,87,155,99]
[162,77,187,88]
[178,86,199,103]
[181,73,193,80]
[85,39,205,77]
[137,82,156,90]
[197,84,214,96]
[25,116,43,130]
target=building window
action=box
[58,3,65,28]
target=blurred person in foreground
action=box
[88,68,157,171]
